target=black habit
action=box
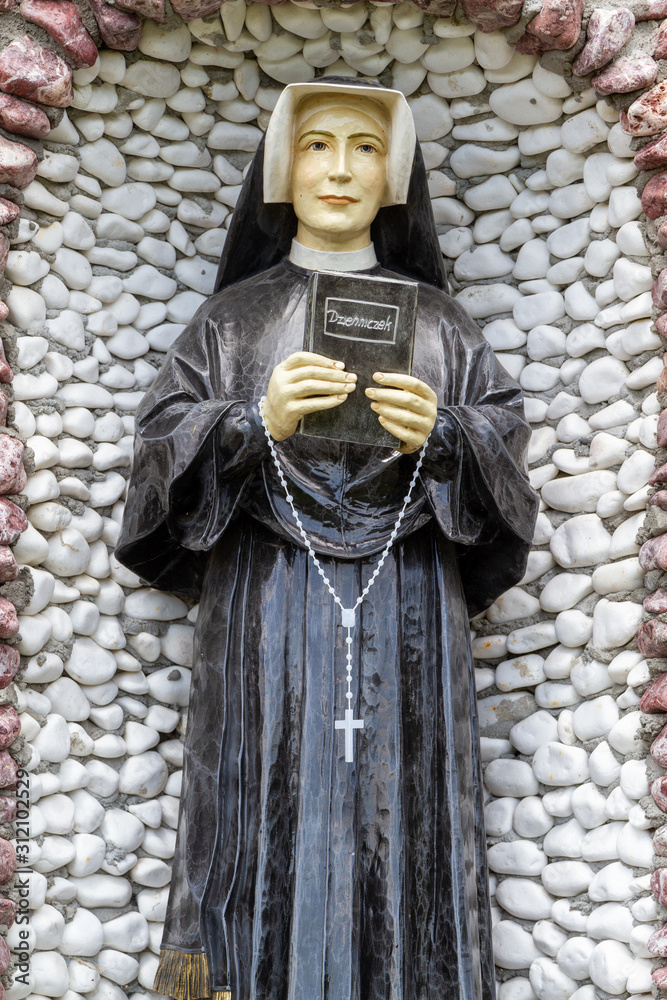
[116,125,538,1000]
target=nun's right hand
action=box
[263,351,356,441]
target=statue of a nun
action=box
[116,78,539,1000]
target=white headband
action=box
[263,81,416,208]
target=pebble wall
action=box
[1,0,667,999]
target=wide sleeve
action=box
[115,304,269,599]
[417,296,539,615]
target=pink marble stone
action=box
[0,753,17,790]
[0,437,24,496]
[0,549,18,585]
[115,0,165,20]
[0,600,18,641]
[637,0,667,18]
[644,588,667,612]
[642,171,667,218]
[460,0,523,31]
[0,347,11,388]
[0,708,19,752]
[652,724,667,766]
[653,967,667,991]
[655,270,667,310]
[0,839,14,886]
[654,828,667,858]
[653,775,667,811]
[0,199,18,228]
[0,1,15,8]
[86,0,141,50]
[0,236,8,277]
[0,646,19,689]
[638,620,667,658]
[20,0,98,68]
[658,409,667,447]
[624,80,667,136]
[650,461,667,486]
[0,899,16,932]
[650,925,667,957]
[0,36,73,108]
[0,501,27,546]
[0,136,37,190]
[639,534,667,571]
[0,394,9,428]
[573,7,635,76]
[0,935,9,976]
[635,132,667,169]
[0,797,16,826]
[655,19,667,58]
[592,55,658,96]
[171,0,223,17]
[640,671,667,710]
[516,0,584,54]
[650,489,667,510]
[0,94,50,139]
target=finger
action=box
[365,387,431,415]
[373,372,437,401]
[284,365,356,385]
[377,415,423,449]
[370,402,430,431]
[292,393,349,415]
[282,352,345,371]
[288,379,356,398]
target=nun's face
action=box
[290,103,388,251]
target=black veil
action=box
[214,78,448,294]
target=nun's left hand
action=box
[365,373,437,455]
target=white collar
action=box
[289,240,378,272]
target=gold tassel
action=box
[153,948,212,1000]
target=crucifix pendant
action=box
[335,708,364,763]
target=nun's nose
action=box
[328,144,352,183]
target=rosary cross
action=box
[335,606,363,763]
[335,709,364,763]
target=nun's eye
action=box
[357,143,377,154]
[307,141,328,151]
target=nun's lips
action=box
[319,195,359,205]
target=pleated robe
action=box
[116,258,538,1000]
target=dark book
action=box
[299,270,418,448]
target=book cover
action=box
[299,270,418,448]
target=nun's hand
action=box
[263,351,356,441]
[365,373,437,455]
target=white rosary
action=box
[259,396,428,764]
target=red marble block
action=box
[638,620,667,658]
[635,132,667,169]
[655,272,667,311]
[0,345,11,387]
[654,827,667,858]
[0,136,37,190]
[0,797,16,825]
[0,936,9,975]
[0,305,8,324]
[516,0,584,54]
[0,753,17,790]
[650,925,667,957]
[171,0,223,17]
[86,0,141,50]
[624,80,667,136]
[0,437,24,495]
[652,724,667,766]
[0,840,14,887]
[637,0,667,18]
[650,489,667,510]
[0,646,19,689]
[0,95,50,139]
[0,501,27,545]
[656,19,667,58]
[653,774,667,811]
[0,709,19,752]
[573,7,635,76]
[639,534,667,571]
[644,588,667,613]
[592,55,658,97]
[0,36,72,108]
[0,549,18,585]
[658,409,667,447]
[20,0,98,68]
[460,0,523,32]
[650,462,667,486]
[0,600,18,641]
[640,671,667,710]
[115,0,165,20]
[0,897,16,930]
[642,172,667,218]
[0,199,18,228]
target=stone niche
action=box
[0,1,666,999]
